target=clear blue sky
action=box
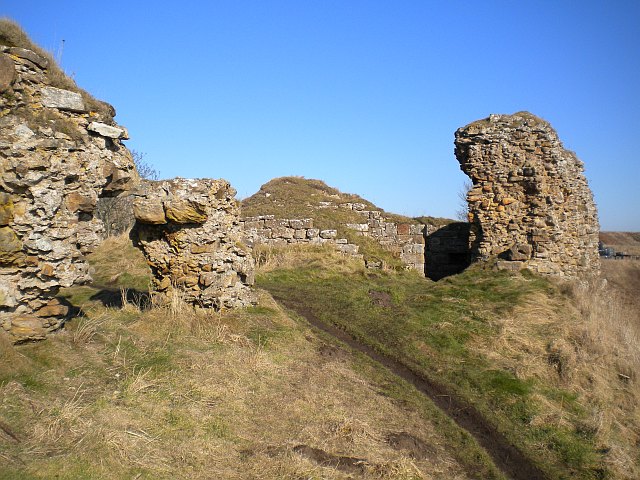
[3,1,639,230]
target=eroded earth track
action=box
[270,294,549,480]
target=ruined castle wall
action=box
[240,203,426,272]
[0,47,136,342]
[131,179,256,309]
[342,204,425,272]
[240,216,361,256]
[454,112,599,277]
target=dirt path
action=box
[271,295,549,480]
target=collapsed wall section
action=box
[454,112,599,277]
[0,46,136,342]
[131,178,256,309]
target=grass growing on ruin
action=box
[0,236,503,479]
[258,250,640,480]
[0,18,114,121]
[241,176,417,229]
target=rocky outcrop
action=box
[131,179,256,309]
[0,46,137,342]
[454,112,599,277]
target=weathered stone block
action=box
[66,191,96,213]
[133,198,166,224]
[41,86,86,112]
[0,193,14,226]
[165,199,208,224]
[0,53,16,92]
[320,229,337,239]
[9,315,47,341]
[132,178,256,309]
[0,226,23,264]
[272,226,294,239]
[8,47,49,68]
[87,121,125,139]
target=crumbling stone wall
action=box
[131,179,256,309]
[454,112,599,277]
[241,202,425,272]
[241,216,360,256]
[343,204,425,272]
[0,47,136,342]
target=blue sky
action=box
[2,1,639,230]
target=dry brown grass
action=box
[1,280,473,479]
[469,270,640,479]
[253,243,365,274]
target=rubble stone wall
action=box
[342,204,425,272]
[131,179,256,309]
[454,112,599,277]
[240,216,360,256]
[0,47,136,342]
[241,203,426,272]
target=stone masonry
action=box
[342,203,425,272]
[241,202,426,272]
[0,46,137,342]
[240,216,361,256]
[454,112,600,277]
[131,179,256,309]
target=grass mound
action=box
[241,176,455,269]
[241,176,425,227]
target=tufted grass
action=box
[0,18,114,121]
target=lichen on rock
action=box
[131,178,256,310]
[454,112,600,277]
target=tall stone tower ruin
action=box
[454,112,599,277]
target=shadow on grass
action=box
[89,288,151,309]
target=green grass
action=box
[258,262,608,479]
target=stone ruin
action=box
[241,216,362,257]
[241,202,426,272]
[0,46,137,342]
[0,30,602,343]
[0,39,256,344]
[454,112,600,277]
[131,178,256,309]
